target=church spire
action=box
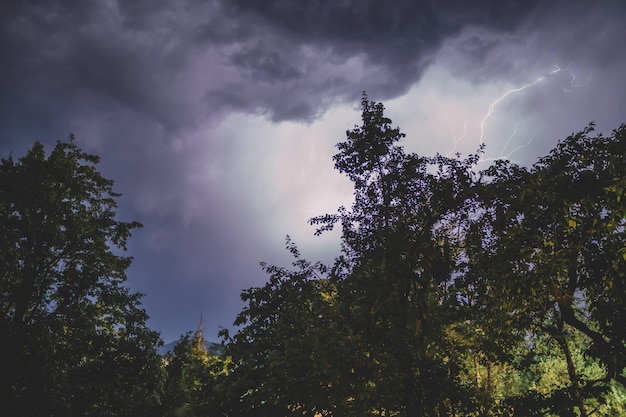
[193,310,206,352]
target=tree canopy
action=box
[221,94,626,416]
[0,137,163,417]
[2,98,625,416]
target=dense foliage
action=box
[159,331,230,417]
[0,138,163,417]
[220,95,626,416]
[2,98,625,416]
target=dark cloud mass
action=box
[229,43,302,82]
[1,0,625,342]
[208,0,547,115]
[0,0,548,127]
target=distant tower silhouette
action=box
[193,311,206,352]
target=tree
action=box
[160,331,230,417]
[310,93,480,415]
[225,94,482,416]
[0,137,164,417]
[465,124,626,415]
[218,237,349,416]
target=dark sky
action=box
[2,0,625,343]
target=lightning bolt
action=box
[447,119,471,157]
[446,64,590,163]
[563,68,591,93]
[480,134,537,164]
[478,75,546,147]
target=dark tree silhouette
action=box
[0,137,163,417]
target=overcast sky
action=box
[2,0,625,343]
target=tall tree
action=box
[0,137,163,417]
[466,124,626,415]
[311,93,479,415]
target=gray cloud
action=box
[198,0,547,119]
[0,0,552,138]
[229,43,303,82]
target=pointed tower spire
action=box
[193,310,206,352]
